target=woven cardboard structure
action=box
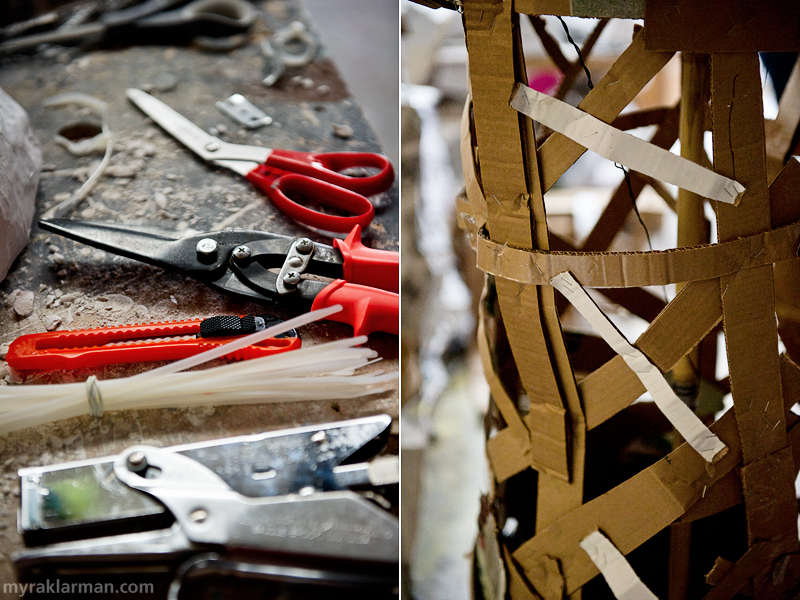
[456,1,800,598]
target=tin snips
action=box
[14,415,398,597]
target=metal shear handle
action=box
[246,150,394,233]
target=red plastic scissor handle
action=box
[6,319,301,374]
[311,280,399,336]
[335,225,399,293]
[266,149,394,196]
[245,149,394,233]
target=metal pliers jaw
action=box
[37,219,345,306]
[14,416,399,593]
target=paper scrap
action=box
[579,531,659,600]
[551,271,727,463]
[510,84,744,205]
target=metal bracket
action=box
[276,237,315,295]
[215,94,273,130]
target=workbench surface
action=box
[0,0,398,590]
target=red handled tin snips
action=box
[6,315,300,376]
[38,220,399,336]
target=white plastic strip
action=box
[511,84,744,205]
[551,271,727,463]
[580,531,659,600]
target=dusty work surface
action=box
[0,0,398,590]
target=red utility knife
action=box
[6,315,300,373]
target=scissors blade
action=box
[125,88,271,165]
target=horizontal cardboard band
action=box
[515,0,644,19]
[476,219,800,288]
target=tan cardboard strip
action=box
[537,29,673,193]
[712,53,799,555]
[476,218,800,289]
[514,0,572,16]
[466,0,575,485]
[514,400,744,599]
[511,84,743,205]
[579,531,658,600]
[702,543,774,600]
[551,271,726,463]
[580,278,722,430]
[515,0,644,19]
[644,0,800,53]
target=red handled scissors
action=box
[126,88,394,233]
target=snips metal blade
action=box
[38,219,291,303]
[125,88,270,174]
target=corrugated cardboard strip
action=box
[458,2,800,598]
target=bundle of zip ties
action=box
[0,305,395,435]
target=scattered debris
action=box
[44,314,62,331]
[333,123,354,139]
[13,291,34,318]
[95,294,134,314]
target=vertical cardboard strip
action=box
[464,0,573,485]
[711,53,799,556]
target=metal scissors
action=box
[0,0,256,53]
[38,220,399,336]
[126,88,395,234]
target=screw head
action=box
[295,238,314,254]
[310,431,327,444]
[283,270,301,286]
[205,141,221,152]
[232,245,251,260]
[196,238,218,256]
[128,451,145,466]
[189,508,208,524]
